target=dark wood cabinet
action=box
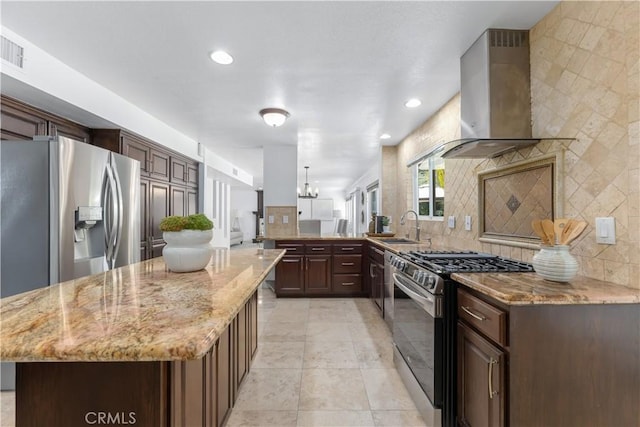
[249,291,259,360]
[233,304,249,400]
[217,324,232,427]
[457,322,505,427]
[0,97,47,140]
[121,134,151,175]
[368,243,385,312]
[171,185,187,217]
[1,95,89,142]
[150,181,170,258]
[139,179,150,261]
[456,287,640,426]
[305,255,332,294]
[457,288,507,427]
[275,256,305,295]
[274,240,367,297]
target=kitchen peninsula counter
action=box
[264,234,433,254]
[0,248,285,427]
[452,271,640,305]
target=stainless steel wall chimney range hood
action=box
[440,29,540,159]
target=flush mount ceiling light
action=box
[404,98,422,108]
[209,50,233,65]
[259,108,290,127]
[297,166,319,199]
[380,133,391,140]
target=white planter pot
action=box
[531,245,578,282]
[162,230,213,272]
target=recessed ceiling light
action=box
[380,133,391,140]
[210,50,233,65]
[404,98,422,108]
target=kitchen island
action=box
[0,248,285,427]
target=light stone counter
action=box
[452,272,640,305]
[0,248,285,362]
[263,234,434,254]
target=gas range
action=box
[388,250,534,294]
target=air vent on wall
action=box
[1,36,24,68]
[489,29,527,48]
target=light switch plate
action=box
[268,215,275,224]
[283,215,289,224]
[595,217,615,244]
[464,215,472,231]
[448,216,456,228]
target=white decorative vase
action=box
[383,225,391,233]
[532,245,578,282]
[162,230,213,272]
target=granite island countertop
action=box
[452,272,640,305]
[0,248,285,362]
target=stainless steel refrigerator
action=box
[1,135,140,389]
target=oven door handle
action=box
[393,273,440,317]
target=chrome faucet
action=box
[400,210,420,242]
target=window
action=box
[415,157,445,219]
[367,182,379,220]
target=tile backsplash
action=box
[264,206,298,237]
[383,1,639,288]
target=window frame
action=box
[413,156,445,222]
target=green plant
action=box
[381,216,390,226]
[159,214,214,232]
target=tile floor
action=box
[0,285,427,427]
[225,285,426,426]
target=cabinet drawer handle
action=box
[488,358,498,399]
[341,282,355,286]
[461,306,487,321]
[311,247,326,251]
[341,262,355,266]
[341,247,355,251]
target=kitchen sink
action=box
[378,238,418,244]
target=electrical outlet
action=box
[448,216,456,228]
[465,215,472,231]
[283,215,289,224]
[268,215,275,224]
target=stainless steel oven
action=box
[390,249,534,427]
[390,255,445,426]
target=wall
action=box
[345,158,381,235]
[384,1,639,288]
[230,188,258,242]
[263,145,298,236]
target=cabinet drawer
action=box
[305,244,332,255]
[368,244,385,264]
[332,274,362,293]
[333,242,363,254]
[333,254,362,274]
[275,241,304,255]
[458,289,507,347]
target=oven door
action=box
[392,271,444,408]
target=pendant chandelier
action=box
[297,166,319,199]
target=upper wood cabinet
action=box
[0,100,47,140]
[1,95,90,142]
[93,128,197,187]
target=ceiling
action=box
[1,1,558,193]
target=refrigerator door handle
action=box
[111,160,124,267]
[104,163,118,267]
